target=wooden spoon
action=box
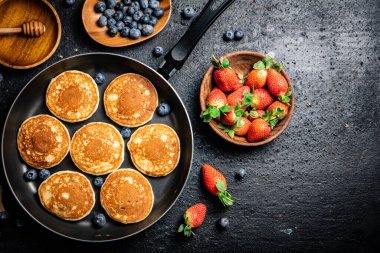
[0,20,46,37]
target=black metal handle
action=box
[157,0,236,80]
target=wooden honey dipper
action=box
[0,21,46,37]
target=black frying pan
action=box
[1,0,236,242]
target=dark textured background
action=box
[1,0,380,252]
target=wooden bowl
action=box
[0,0,61,69]
[200,51,295,147]
[82,0,171,47]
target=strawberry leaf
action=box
[273,62,283,72]
[269,118,278,129]
[202,114,212,123]
[222,58,229,68]
[220,105,232,113]
[253,61,265,70]
[227,129,235,138]
[285,86,293,97]
[216,180,226,193]
[218,123,228,130]
[279,95,290,104]
[235,104,244,117]
[250,110,259,119]
[200,109,210,117]
[242,92,253,107]
[209,107,220,118]
[178,224,185,233]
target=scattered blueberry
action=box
[24,169,37,181]
[64,0,76,6]
[131,1,140,10]
[97,16,108,27]
[129,21,138,29]
[38,169,51,180]
[92,212,106,228]
[153,8,164,18]
[114,1,124,10]
[218,217,230,229]
[114,10,124,21]
[0,211,9,221]
[104,9,115,18]
[107,18,117,27]
[93,73,105,85]
[140,14,150,24]
[133,10,143,22]
[234,30,244,41]
[121,127,132,138]
[127,6,137,15]
[129,28,141,39]
[153,46,164,57]
[157,102,171,116]
[123,15,133,26]
[144,7,153,15]
[0,73,3,82]
[123,0,132,6]
[182,7,195,19]
[106,0,117,9]
[141,24,153,35]
[224,30,234,41]
[116,21,125,31]
[94,177,104,187]
[149,0,160,9]
[139,0,149,9]
[108,25,118,37]
[236,168,246,179]
[149,16,158,26]
[120,27,130,37]
[95,1,106,13]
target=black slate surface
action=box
[0,0,380,252]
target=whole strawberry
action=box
[178,203,207,237]
[252,88,274,110]
[267,101,289,119]
[202,164,233,206]
[212,55,243,92]
[267,68,291,103]
[227,86,251,108]
[248,109,265,121]
[200,88,232,123]
[234,117,251,136]
[220,109,236,126]
[246,69,267,89]
[247,118,271,142]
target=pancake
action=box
[70,122,124,175]
[100,169,154,224]
[38,171,95,221]
[104,73,158,127]
[17,114,70,169]
[127,124,180,177]
[46,70,99,122]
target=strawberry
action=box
[247,118,271,142]
[212,55,243,92]
[178,203,207,237]
[246,69,267,89]
[267,101,289,119]
[202,164,233,206]
[226,86,251,108]
[220,109,236,126]
[201,88,232,123]
[248,109,265,121]
[234,117,250,136]
[267,68,290,101]
[252,88,274,110]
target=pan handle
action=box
[157,0,236,80]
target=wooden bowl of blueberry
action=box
[82,0,171,47]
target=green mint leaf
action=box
[253,61,265,70]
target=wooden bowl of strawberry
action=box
[200,51,294,146]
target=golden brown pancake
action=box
[100,169,154,224]
[104,73,158,127]
[17,114,70,169]
[70,122,124,175]
[38,171,95,221]
[127,124,180,177]
[46,70,99,122]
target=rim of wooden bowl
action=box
[199,50,295,147]
[0,0,61,69]
[82,0,172,47]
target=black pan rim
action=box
[1,52,194,242]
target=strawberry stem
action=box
[216,180,234,206]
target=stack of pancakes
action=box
[17,71,181,225]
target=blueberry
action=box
[182,7,195,19]
[92,212,106,228]
[107,18,116,27]
[0,73,3,82]
[104,9,115,18]
[149,0,160,9]
[120,127,132,138]
[218,217,230,229]
[129,28,141,39]
[93,73,105,85]
[133,10,143,21]
[153,8,164,18]
[139,0,149,9]
[106,0,116,9]
[129,21,138,29]
[140,14,150,24]
[24,169,37,181]
[153,46,163,57]
[116,21,125,31]
[224,30,234,41]
[94,177,104,187]
[64,0,76,6]
[38,169,50,180]
[97,15,108,27]
[234,30,244,41]
[131,1,140,10]
[0,211,9,221]
[137,23,143,30]
[157,102,171,116]
[236,168,246,179]
[149,16,158,26]
[95,1,106,13]
[114,1,124,10]
[108,25,118,37]
[141,24,153,36]
[120,27,130,37]
[123,0,132,6]
[114,11,124,21]
[144,7,153,15]
[127,6,136,15]
[123,15,133,25]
